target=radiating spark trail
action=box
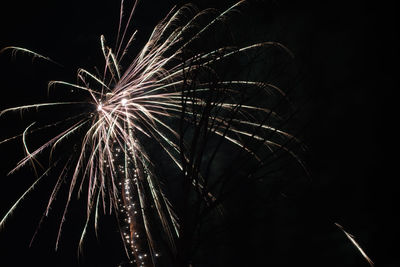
[1,1,304,266]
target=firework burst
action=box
[1,1,304,266]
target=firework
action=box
[0,1,303,266]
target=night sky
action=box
[0,0,399,266]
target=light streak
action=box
[335,223,374,266]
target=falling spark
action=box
[335,223,374,267]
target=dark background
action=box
[0,0,398,266]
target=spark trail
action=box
[1,1,303,266]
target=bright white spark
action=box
[335,223,374,267]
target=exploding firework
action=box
[0,1,304,266]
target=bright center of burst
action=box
[121,98,128,106]
[97,104,103,111]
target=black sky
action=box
[0,0,399,266]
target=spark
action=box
[335,223,374,267]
